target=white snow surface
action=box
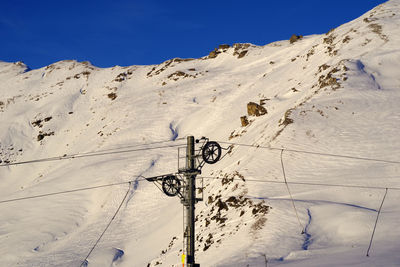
[1,1,400,266]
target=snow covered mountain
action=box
[1,1,400,266]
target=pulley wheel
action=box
[202,141,222,164]
[162,175,181,197]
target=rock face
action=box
[218,44,230,50]
[237,50,248,58]
[240,116,249,127]
[233,43,251,59]
[289,34,303,43]
[209,49,219,58]
[247,102,267,117]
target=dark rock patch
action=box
[290,34,303,44]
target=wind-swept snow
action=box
[1,1,400,266]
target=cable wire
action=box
[0,142,184,167]
[366,188,388,257]
[199,176,400,191]
[80,182,132,267]
[281,149,305,234]
[0,179,145,204]
[218,141,400,165]
[4,138,399,168]
[1,175,397,205]
[74,138,186,156]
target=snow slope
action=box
[1,1,400,266]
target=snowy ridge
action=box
[1,1,400,266]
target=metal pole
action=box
[186,136,196,267]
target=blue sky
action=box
[1,0,386,69]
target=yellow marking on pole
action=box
[182,254,186,265]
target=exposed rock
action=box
[32,119,43,128]
[209,49,220,59]
[319,75,339,89]
[323,35,335,45]
[251,201,270,215]
[259,98,270,105]
[342,35,351,43]
[318,64,330,72]
[203,233,214,251]
[290,34,303,44]
[323,33,338,56]
[168,71,186,78]
[172,58,194,63]
[240,116,249,127]
[226,196,247,208]
[229,129,244,140]
[32,116,52,128]
[238,50,248,58]
[247,102,267,117]
[147,58,186,77]
[279,109,294,126]
[82,71,91,78]
[233,43,250,50]
[218,44,230,50]
[37,131,54,141]
[107,92,117,100]
[216,198,229,212]
[167,71,196,81]
[326,28,335,35]
[318,67,341,90]
[233,43,251,58]
[114,72,127,82]
[368,23,389,41]
[209,51,217,58]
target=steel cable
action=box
[80,182,132,267]
[366,188,388,257]
[280,149,305,234]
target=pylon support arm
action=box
[144,174,174,182]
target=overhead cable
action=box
[366,188,388,257]
[280,149,305,233]
[199,176,400,191]
[80,182,132,267]
[75,138,186,156]
[0,142,184,167]
[2,175,399,205]
[0,179,144,204]
[218,141,400,165]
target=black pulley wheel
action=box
[202,141,222,164]
[162,175,181,197]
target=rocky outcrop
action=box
[247,102,267,116]
[209,49,220,58]
[289,34,303,44]
[240,116,249,127]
